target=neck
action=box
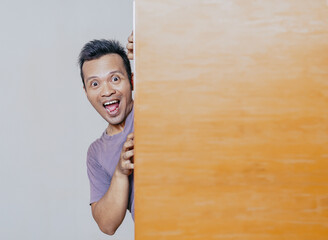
[106,121,126,136]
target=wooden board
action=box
[134,1,328,239]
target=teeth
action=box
[104,100,118,106]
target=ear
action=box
[131,72,134,91]
[83,85,87,95]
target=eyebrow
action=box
[85,70,124,83]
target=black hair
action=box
[78,39,132,88]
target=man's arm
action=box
[91,133,134,235]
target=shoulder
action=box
[86,131,122,176]
[86,130,120,167]
[86,136,108,175]
[87,137,101,157]
[86,132,107,163]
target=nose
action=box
[101,82,115,97]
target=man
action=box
[78,36,135,235]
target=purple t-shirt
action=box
[87,107,134,219]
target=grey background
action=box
[0,0,134,239]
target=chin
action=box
[106,115,125,126]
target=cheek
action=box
[86,93,99,105]
[121,85,132,96]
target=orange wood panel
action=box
[134,1,328,239]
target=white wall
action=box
[0,1,134,239]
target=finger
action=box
[128,32,133,42]
[126,132,134,141]
[126,43,133,50]
[123,149,134,160]
[128,52,134,60]
[124,161,134,170]
[123,140,134,151]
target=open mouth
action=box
[103,100,120,115]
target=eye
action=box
[91,81,98,87]
[112,76,120,82]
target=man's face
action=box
[83,54,133,126]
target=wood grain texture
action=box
[134,1,328,239]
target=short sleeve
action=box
[87,145,111,204]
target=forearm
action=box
[92,170,130,235]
